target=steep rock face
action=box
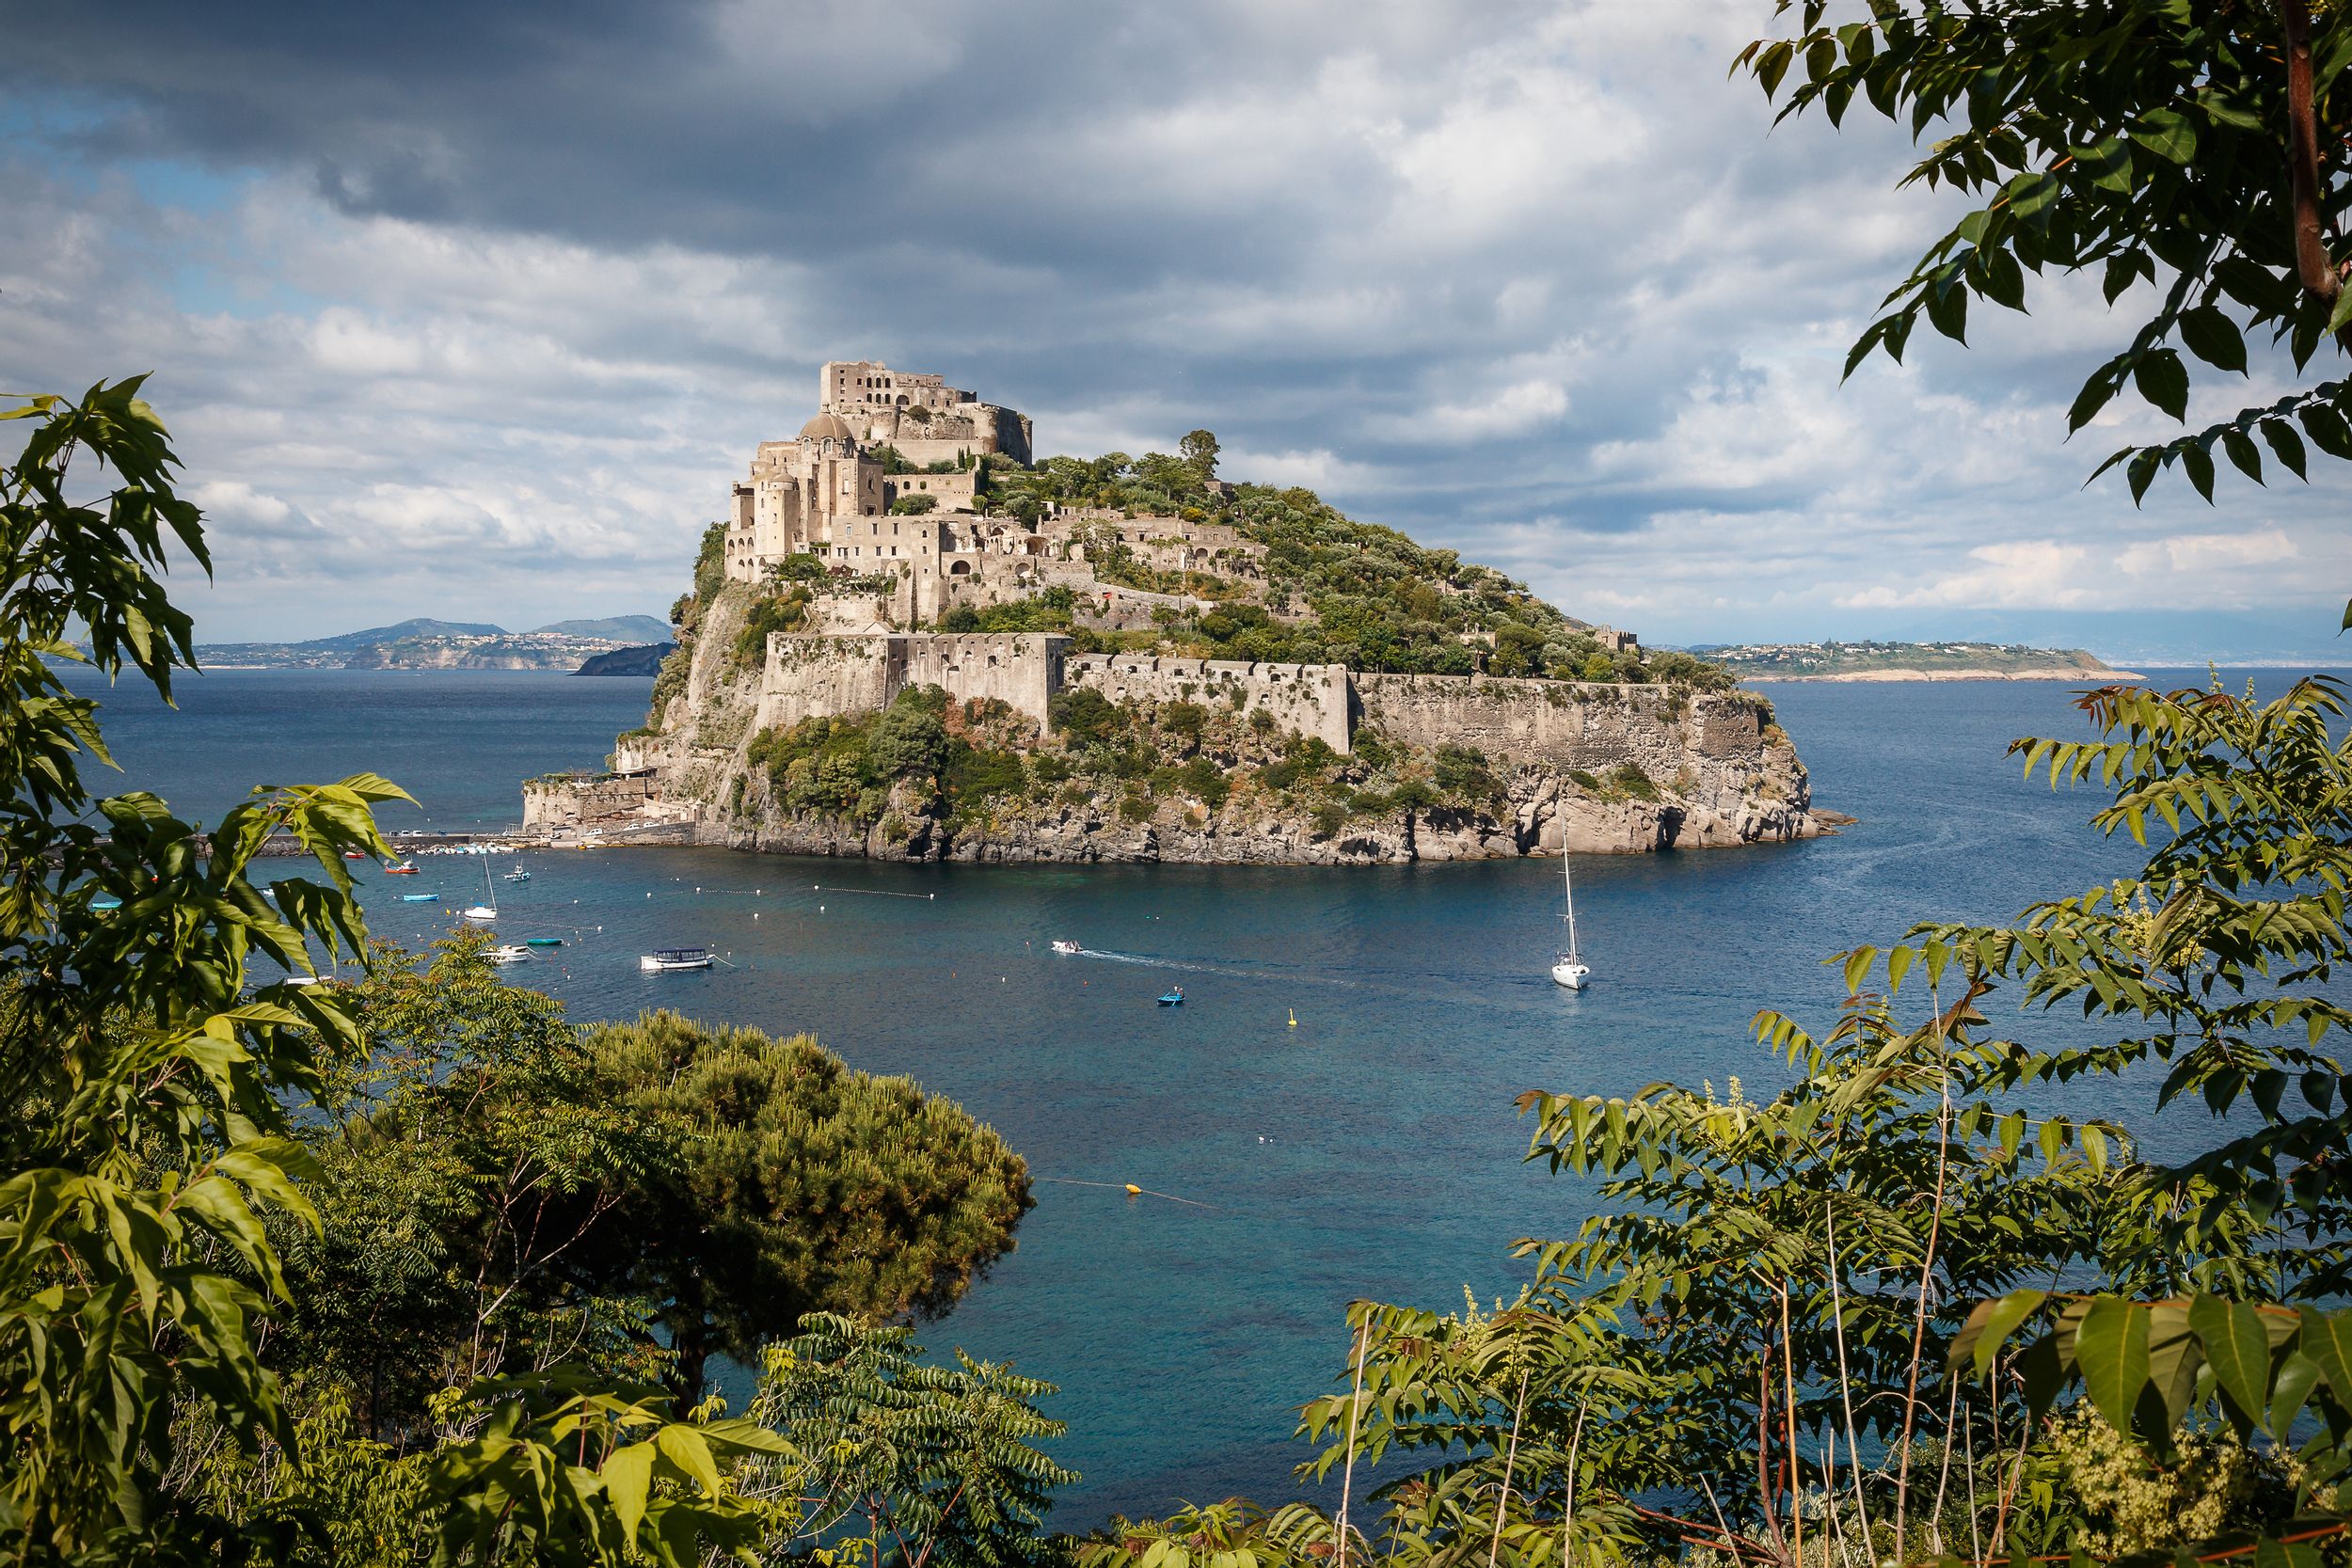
[580,588,1816,863]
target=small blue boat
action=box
[90,896,121,911]
[1157,987,1184,1006]
[401,893,439,903]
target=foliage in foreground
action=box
[1085,674,2352,1568]
[1743,0,2352,509]
[0,381,1063,1568]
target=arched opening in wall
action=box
[949,560,973,576]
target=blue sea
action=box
[55,663,2325,1525]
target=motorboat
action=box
[1051,940,1082,955]
[502,866,531,882]
[400,893,439,903]
[1157,987,1184,1006]
[384,861,420,875]
[487,944,532,966]
[1550,852,1592,991]
[641,946,714,973]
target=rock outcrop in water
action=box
[528,582,1816,863]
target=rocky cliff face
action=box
[562,586,1817,863]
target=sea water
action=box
[55,663,2317,1523]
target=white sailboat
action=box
[1549,853,1591,990]
[462,861,498,922]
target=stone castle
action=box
[523,363,1812,862]
[723,362,1355,632]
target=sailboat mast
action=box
[1563,854,1579,957]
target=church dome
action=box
[799,412,856,445]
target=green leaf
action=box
[2190,1296,2271,1432]
[2130,107,2198,164]
[2177,306,2249,373]
[655,1423,723,1497]
[603,1439,657,1544]
[2301,404,2352,459]
[2075,1297,2152,1434]
[1953,1289,2048,1374]
[2180,441,2216,501]
[2297,1307,2352,1407]
[2263,419,2310,480]
[2133,350,2189,420]
[2221,426,2264,484]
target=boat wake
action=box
[1061,947,1355,987]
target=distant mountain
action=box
[573,642,675,676]
[195,612,674,672]
[533,615,675,642]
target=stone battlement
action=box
[1062,652,1349,752]
[757,630,1764,773]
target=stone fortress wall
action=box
[755,631,1759,782]
[1062,652,1351,753]
[758,633,1068,731]
[1354,673,1760,772]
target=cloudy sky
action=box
[6,1,2344,659]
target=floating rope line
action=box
[1035,1177,1216,1210]
[811,884,936,900]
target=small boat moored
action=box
[1157,987,1185,1006]
[461,904,498,922]
[502,866,532,882]
[524,936,564,947]
[487,944,532,966]
[384,861,420,875]
[401,893,439,903]
[641,946,714,973]
[1051,940,1082,955]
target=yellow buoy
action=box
[1124,1183,1142,1196]
[1288,1008,1297,1028]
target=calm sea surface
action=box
[55,663,2330,1524]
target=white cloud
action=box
[3,0,2344,657]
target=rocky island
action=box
[525,361,1818,863]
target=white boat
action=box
[463,862,498,922]
[641,946,714,973]
[1549,853,1591,990]
[487,944,532,966]
[502,866,532,882]
[1051,940,1081,955]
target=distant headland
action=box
[197,615,675,673]
[1699,641,2142,684]
[522,360,1821,863]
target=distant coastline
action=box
[1702,640,2138,685]
[1741,665,2143,685]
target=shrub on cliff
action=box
[1050,687,1120,745]
[732,584,813,669]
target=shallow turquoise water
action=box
[56,664,2323,1522]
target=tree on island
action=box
[1181,427,1221,482]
